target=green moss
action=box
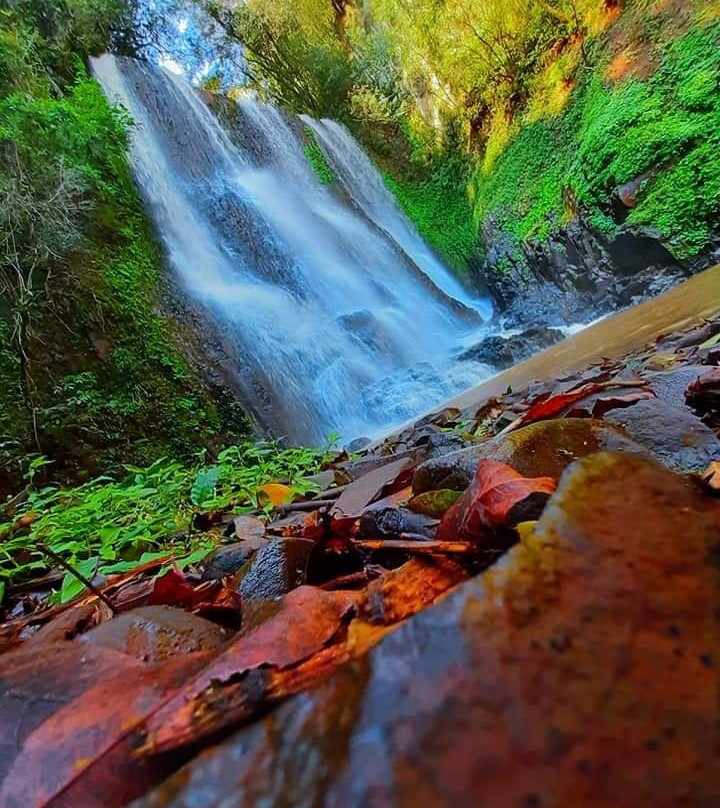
[472,22,720,260]
[382,153,479,275]
[303,127,335,184]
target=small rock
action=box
[199,535,269,582]
[359,506,438,540]
[346,437,372,453]
[236,538,314,600]
[413,418,647,494]
[606,398,720,471]
[78,606,228,663]
[645,365,708,409]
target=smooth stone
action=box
[412,417,647,494]
[645,365,708,409]
[236,538,314,600]
[78,605,228,663]
[605,398,720,471]
[130,453,720,808]
[199,536,269,581]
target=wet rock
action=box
[458,327,564,368]
[79,606,228,663]
[131,453,720,808]
[359,506,438,540]
[346,436,372,453]
[412,431,471,462]
[236,538,314,600]
[605,398,720,471]
[645,365,708,409]
[199,536,269,581]
[413,418,647,494]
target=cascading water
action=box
[91,54,493,444]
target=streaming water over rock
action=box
[91,54,492,444]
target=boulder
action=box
[413,417,647,494]
[458,326,564,368]
[605,398,720,471]
[131,453,720,808]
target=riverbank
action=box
[1,275,718,805]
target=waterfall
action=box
[91,54,492,444]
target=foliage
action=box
[0,0,246,481]
[302,127,335,185]
[382,153,478,274]
[471,22,720,258]
[0,440,336,600]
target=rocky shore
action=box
[1,310,719,808]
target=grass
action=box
[303,126,335,184]
[0,440,337,604]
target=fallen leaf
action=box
[408,489,462,518]
[330,457,412,532]
[147,568,218,609]
[700,461,720,494]
[437,460,556,542]
[226,514,266,540]
[363,557,468,624]
[142,586,358,755]
[0,651,207,808]
[257,483,295,507]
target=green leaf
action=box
[699,332,720,350]
[0,579,5,605]
[190,465,221,508]
[408,489,463,518]
[59,557,100,604]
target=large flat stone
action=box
[131,453,720,808]
[413,418,647,493]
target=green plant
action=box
[0,439,337,601]
[302,127,335,184]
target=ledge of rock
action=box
[131,452,720,808]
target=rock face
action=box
[412,418,647,494]
[457,327,564,368]
[235,538,315,601]
[479,217,693,328]
[130,453,720,808]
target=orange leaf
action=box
[257,483,295,507]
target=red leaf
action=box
[437,460,556,542]
[507,382,608,430]
[142,586,358,754]
[147,568,218,609]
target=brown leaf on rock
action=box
[437,460,556,542]
[142,586,358,755]
[330,457,413,532]
[226,514,266,541]
[0,650,208,808]
[700,460,720,494]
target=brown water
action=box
[422,264,720,420]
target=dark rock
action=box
[359,506,438,539]
[412,431,471,462]
[605,398,720,471]
[481,215,692,329]
[131,453,720,808]
[346,436,372,453]
[645,365,708,409]
[458,327,564,368]
[199,537,269,581]
[236,538,314,600]
[413,418,647,494]
[79,606,228,663]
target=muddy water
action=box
[426,264,720,418]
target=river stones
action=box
[79,606,228,663]
[457,326,565,368]
[412,418,647,494]
[644,365,709,409]
[235,538,314,601]
[605,398,720,471]
[130,453,720,808]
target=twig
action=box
[273,499,335,515]
[352,539,476,554]
[37,544,118,614]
